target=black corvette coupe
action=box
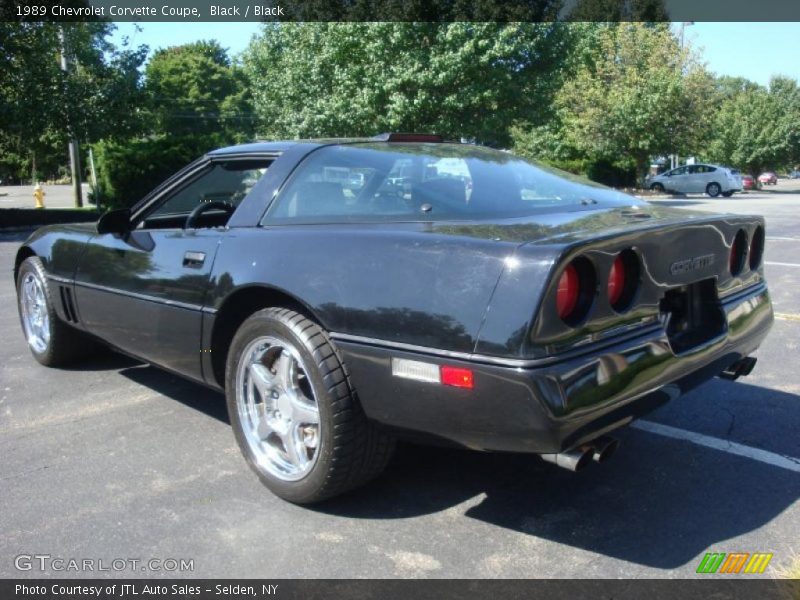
[15,134,773,503]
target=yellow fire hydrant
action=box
[33,183,45,209]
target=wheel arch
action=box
[208,284,326,388]
[14,246,36,284]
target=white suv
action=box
[647,164,742,197]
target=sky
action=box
[110,22,800,87]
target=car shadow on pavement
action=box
[316,380,800,570]
[62,351,142,372]
[88,351,799,570]
[115,361,230,424]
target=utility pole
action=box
[59,26,83,208]
[671,22,695,170]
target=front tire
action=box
[649,183,665,193]
[16,256,96,366]
[722,191,734,197]
[225,308,394,504]
[706,182,722,197]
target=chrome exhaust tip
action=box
[540,445,594,472]
[590,435,619,463]
[719,356,757,380]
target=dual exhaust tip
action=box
[540,435,619,472]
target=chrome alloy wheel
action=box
[20,272,50,354]
[235,336,321,481]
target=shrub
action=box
[92,135,220,209]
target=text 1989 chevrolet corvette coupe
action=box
[15,134,774,503]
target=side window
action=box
[140,159,272,229]
[672,167,687,176]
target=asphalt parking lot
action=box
[1,182,799,579]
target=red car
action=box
[742,175,756,190]
[758,172,778,185]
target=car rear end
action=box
[725,168,743,192]
[343,212,773,468]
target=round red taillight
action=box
[607,255,625,306]
[730,229,748,276]
[556,263,580,320]
[607,249,640,312]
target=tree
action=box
[0,22,147,182]
[93,41,255,208]
[513,23,714,185]
[706,77,800,175]
[144,40,254,142]
[242,23,574,147]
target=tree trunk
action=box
[635,155,649,189]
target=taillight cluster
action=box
[556,249,640,325]
[730,226,765,276]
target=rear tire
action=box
[16,256,97,366]
[706,182,722,197]
[722,191,734,197]
[225,307,394,504]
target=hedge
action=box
[92,134,222,209]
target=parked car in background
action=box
[741,175,756,190]
[647,164,742,197]
[789,170,800,179]
[758,172,778,185]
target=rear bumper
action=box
[335,283,773,454]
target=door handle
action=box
[183,251,206,268]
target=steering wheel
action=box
[185,200,235,229]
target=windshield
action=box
[265,143,637,224]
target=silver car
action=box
[647,164,742,197]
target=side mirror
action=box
[96,208,131,235]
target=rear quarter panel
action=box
[206,225,519,354]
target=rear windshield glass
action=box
[265,143,637,224]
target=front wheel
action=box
[706,182,722,198]
[16,256,97,366]
[649,183,665,193]
[225,307,394,504]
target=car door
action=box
[73,157,273,382]
[667,166,689,192]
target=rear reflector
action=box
[391,358,474,389]
[440,366,474,389]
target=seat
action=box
[292,181,346,217]
[412,178,467,211]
